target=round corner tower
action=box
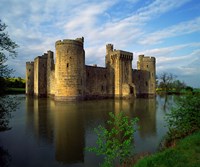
[137,55,156,95]
[55,37,86,101]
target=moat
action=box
[0,95,174,167]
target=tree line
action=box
[5,77,25,88]
[157,72,193,93]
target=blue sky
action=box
[0,0,200,87]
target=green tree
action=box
[86,112,138,167]
[0,19,18,93]
[0,19,19,131]
[166,94,200,140]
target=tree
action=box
[0,19,19,131]
[86,112,138,167]
[0,19,18,93]
[166,94,200,140]
[172,80,186,93]
[158,72,176,92]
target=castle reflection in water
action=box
[26,96,165,165]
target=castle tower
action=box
[137,55,156,96]
[26,62,34,95]
[55,37,86,101]
[105,44,113,68]
[34,54,47,97]
[105,44,114,96]
[106,44,134,98]
[112,51,133,98]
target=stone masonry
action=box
[26,37,156,101]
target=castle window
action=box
[104,74,106,78]
[147,65,149,68]
[29,69,31,72]
[146,81,148,86]
[87,72,89,77]
[28,76,30,80]
[101,85,104,91]
[67,63,69,68]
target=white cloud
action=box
[139,17,200,45]
[1,0,199,87]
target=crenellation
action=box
[26,37,156,101]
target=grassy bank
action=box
[134,131,200,167]
[6,88,25,94]
[156,88,200,95]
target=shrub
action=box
[86,112,138,167]
[166,94,200,140]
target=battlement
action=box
[55,37,84,47]
[75,37,84,43]
[139,55,155,62]
[111,50,133,60]
[26,61,34,65]
[106,44,113,48]
[47,50,54,59]
[106,44,114,54]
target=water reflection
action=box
[133,98,156,138]
[26,97,54,144]
[24,95,172,166]
[54,102,85,164]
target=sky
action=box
[0,0,200,87]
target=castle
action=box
[26,37,156,101]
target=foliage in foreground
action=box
[0,95,18,131]
[0,20,19,131]
[134,131,200,167]
[165,93,200,140]
[86,112,138,167]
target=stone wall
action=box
[132,69,150,96]
[47,51,54,96]
[50,70,55,96]
[85,65,110,99]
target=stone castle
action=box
[26,37,156,101]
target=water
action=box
[0,95,175,167]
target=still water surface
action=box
[0,95,175,166]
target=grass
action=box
[133,131,200,167]
[6,88,25,94]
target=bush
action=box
[86,112,138,167]
[166,94,200,140]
